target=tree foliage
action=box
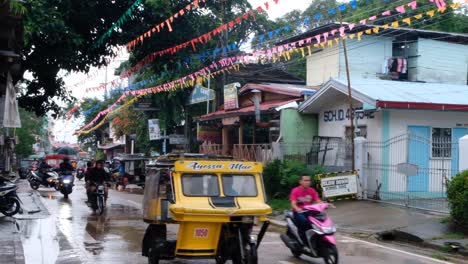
[15,108,42,157]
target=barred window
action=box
[432,128,451,158]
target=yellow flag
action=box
[402,18,411,25]
[426,10,435,17]
[383,24,389,29]
[414,14,423,19]
[307,46,312,56]
[438,7,447,13]
[357,32,363,41]
[327,40,333,48]
[314,44,319,48]
[349,34,355,39]
[391,21,399,28]
[320,43,326,48]
[450,3,461,9]
[372,27,379,34]
[365,29,372,35]
[300,47,305,58]
[334,38,339,44]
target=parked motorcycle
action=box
[28,169,59,190]
[76,168,85,181]
[57,171,74,198]
[280,203,338,264]
[0,179,22,216]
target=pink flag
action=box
[323,32,329,42]
[407,1,417,10]
[395,5,406,14]
[348,23,355,31]
[315,35,321,44]
[382,10,391,16]
[360,19,366,25]
[339,26,346,37]
[368,15,377,21]
[330,29,338,35]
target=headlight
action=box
[63,179,72,184]
[320,225,336,234]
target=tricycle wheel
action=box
[147,247,159,264]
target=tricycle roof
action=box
[174,160,262,173]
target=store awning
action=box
[197,99,299,121]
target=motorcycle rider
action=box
[38,159,52,182]
[290,175,322,248]
[59,158,75,173]
[86,160,110,205]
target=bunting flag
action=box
[93,0,143,49]
[75,1,461,130]
[127,0,280,50]
[84,0,279,94]
[126,0,207,50]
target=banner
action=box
[197,126,222,143]
[223,82,241,110]
[320,174,358,198]
[148,119,161,140]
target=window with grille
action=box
[432,128,452,158]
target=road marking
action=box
[341,235,453,264]
[278,261,294,264]
[261,241,284,245]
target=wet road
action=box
[18,180,456,264]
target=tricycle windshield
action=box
[182,174,219,197]
[222,174,257,197]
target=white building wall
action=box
[417,38,468,85]
[338,36,393,80]
[306,45,340,86]
[388,110,468,192]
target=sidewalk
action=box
[270,200,468,256]
[0,217,24,264]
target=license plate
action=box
[193,228,208,238]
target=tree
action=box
[19,0,138,116]
[15,108,42,157]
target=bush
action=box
[263,159,325,199]
[447,171,468,227]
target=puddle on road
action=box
[19,217,60,264]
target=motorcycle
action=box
[89,183,106,215]
[280,203,339,264]
[28,169,59,190]
[57,171,74,198]
[76,168,85,180]
[0,179,22,216]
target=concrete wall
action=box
[280,108,318,143]
[416,38,468,85]
[338,36,393,80]
[306,45,340,86]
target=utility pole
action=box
[340,14,355,171]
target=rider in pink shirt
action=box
[290,175,321,246]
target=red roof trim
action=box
[376,101,468,111]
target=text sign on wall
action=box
[323,108,375,123]
[223,82,241,110]
[148,119,161,141]
[320,175,358,198]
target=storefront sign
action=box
[148,119,161,140]
[323,108,375,123]
[223,82,241,110]
[186,162,253,171]
[320,174,358,198]
[188,85,215,105]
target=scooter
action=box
[28,169,59,190]
[280,203,339,264]
[57,171,74,198]
[0,179,22,216]
[76,168,85,181]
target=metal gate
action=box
[363,133,458,213]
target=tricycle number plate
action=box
[193,228,209,238]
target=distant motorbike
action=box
[28,169,59,190]
[281,203,339,264]
[57,171,74,198]
[0,179,22,216]
[76,168,85,181]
